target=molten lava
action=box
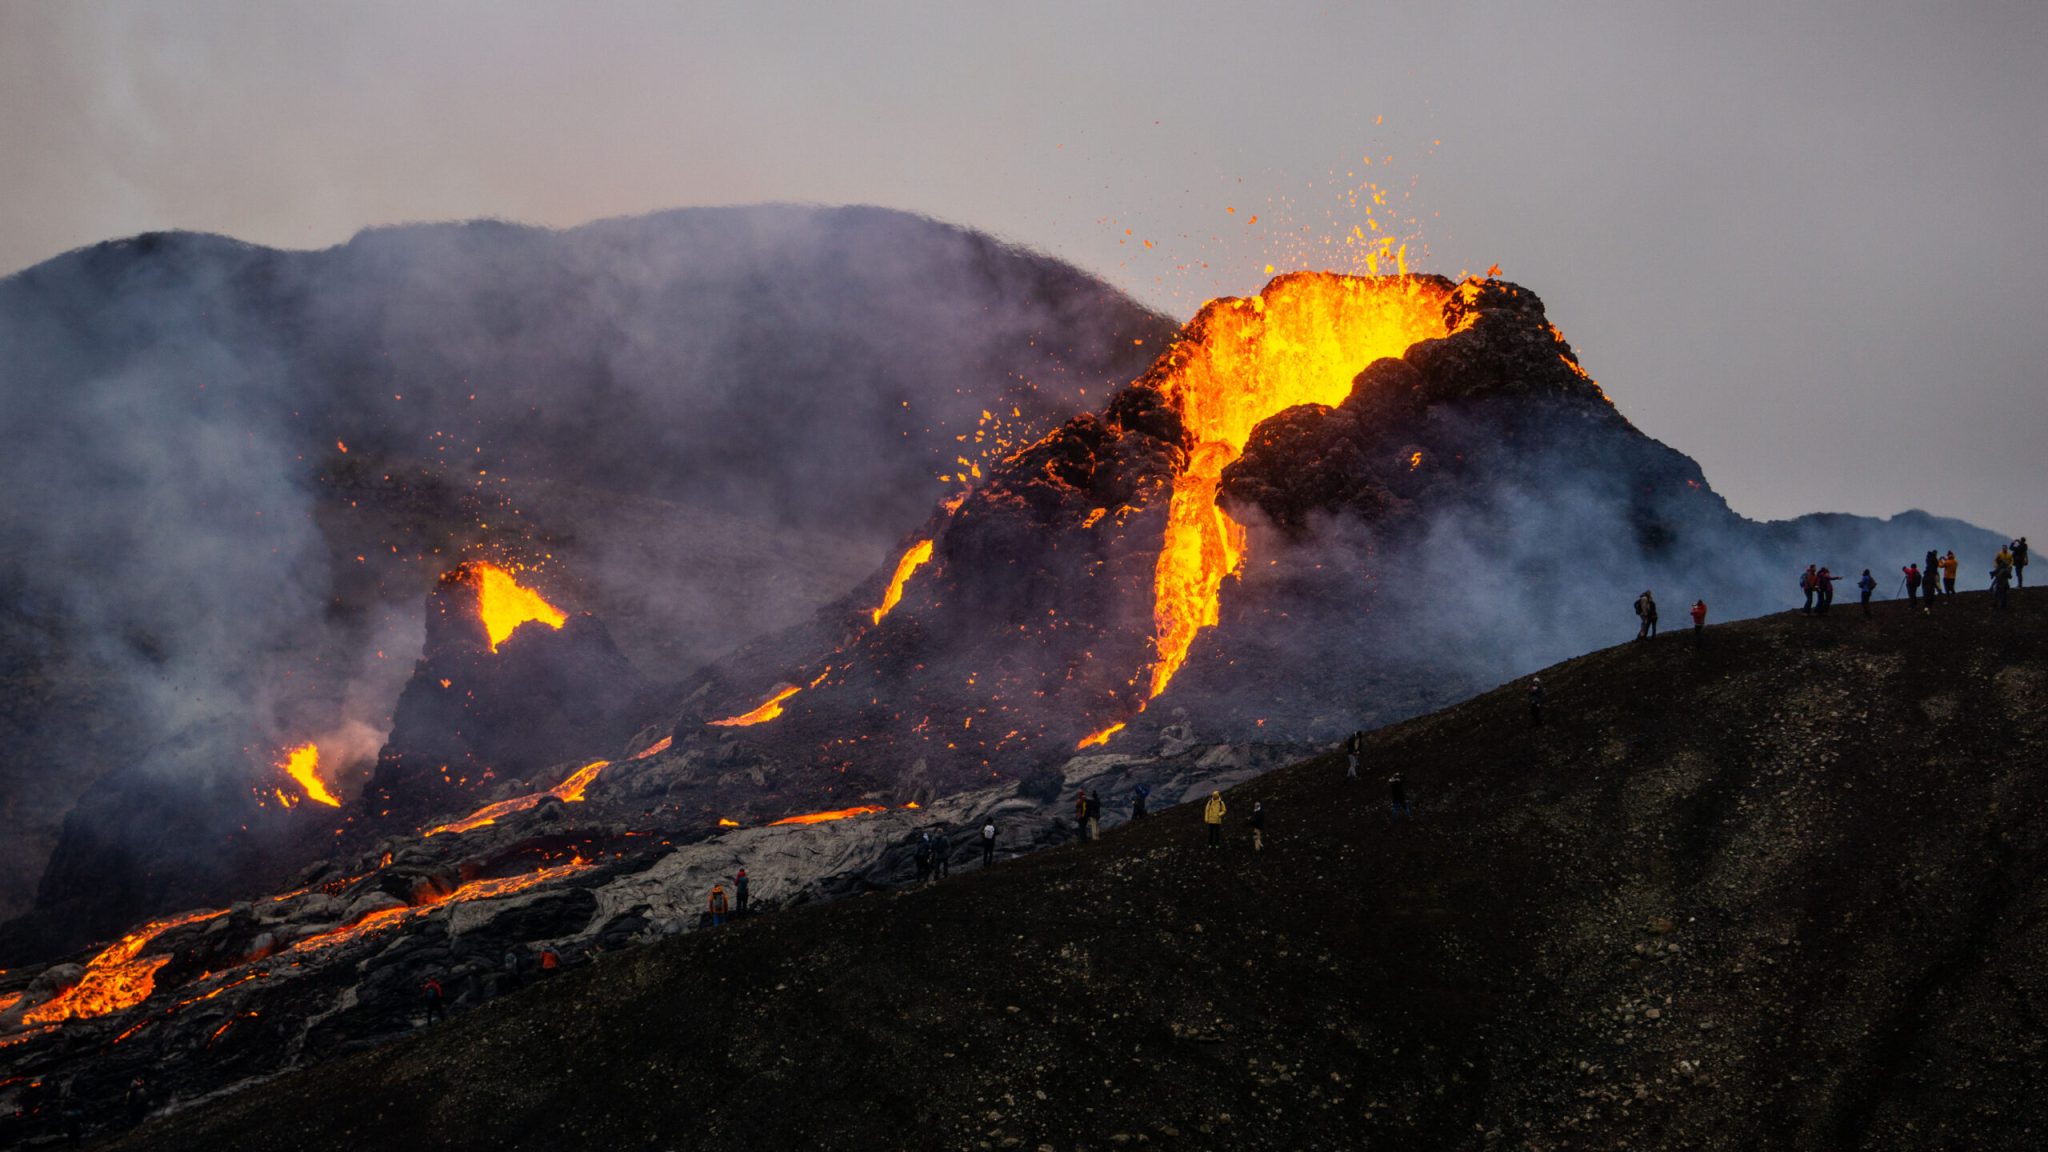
[1143,273,1451,697]
[632,735,673,760]
[21,907,228,1025]
[871,539,934,625]
[289,860,593,952]
[426,759,611,836]
[1077,721,1126,749]
[710,685,801,727]
[468,562,567,652]
[276,742,341,807]
[767,805,887,826]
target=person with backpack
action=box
[422,977,445,1024]
[1246,801,1266,852]
[1203,791,1226,848]
[913,834,934,883]
[708,882,730,926]
[1690,599,1707,643]
[734,866,750,915]
[1924,549,1942,604]
[1858,569,1877,616]
[2015,537,2030,587]
[1800,565,1818,614]
[1634,590,1657,640]
[1904,563,1922,610]
[980,819,997,867]
[1388,773,1411,822]
[930,826,951,878]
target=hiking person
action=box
[1942,550,1959,595]
[1904,563,1922,610]
[421,977,445,1024]
[1131,782,1152,819]
[1345,730,1364,781]
[2015,537,2029,587]
[1993,550,2014,610]
[1203,790,1226,848]
[1924,549,1942,604]
[1690,599,1707,643]
[1800,564,1817,614]
[1073,790,1089,837]
[980,819,997,866]
[539,945,562,975]
[502,946,524,989]
[734,867,750,915]
[1389,772,1411,821]
[124,1077,150,1124]
[931,827,951,878]
[708,882,730,926]
[1634,590,1657,640]
[1529,677,1545,727]
[1247,801,1266,852]
[1084,791,1102,842]
[1858,569,1877,615]
[913,834,933,883]
[1816,567,1838,614]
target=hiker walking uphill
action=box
[708,882,730,926]
[1203,790,1226,848]
[1858,569,1877,616]
[1942,550,1959,595]
[1634,590,1658,640]
[1904,563,1923,611]
[1801,565,1818,614]
[2016,537,2030,587]
[1690,599,1707,643]
[1247,801,1266,852]
[980,819,997,867]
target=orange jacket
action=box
[1690,602,1707,625]
[1941,555,1958,580]
[709,885,729,914]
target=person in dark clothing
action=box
[1529,678,1545,727]
[1388,773,1411,821]
[1690,599,1707,643]
[1800,564,1817,614]
[1131,782,1151,818]
[1858,569,1877,615]
[734,867,750,915]
[2016,537,2030,587]
[931,827,950,878]
[1345,731,1364,781]
[1073,790,1089,837]
[125,1077,151,1124]
[1993,556,2013,609]
[1815,567,1837,614]
[1084,792,1102,842]
[913,836,933,883]
[422,977,446,1024]
[980,819,997,866]
[1924,550,1942,604]
[1904,563,1922,609]
[1634,590,1657,639]
[1247,801,1266,852]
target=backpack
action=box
[982,823,996,841]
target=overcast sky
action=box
[4,0,2041,537]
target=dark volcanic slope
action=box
[110,591,2047,1152]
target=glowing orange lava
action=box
[767,805,887,827]
[1077,722,1126,749]
[276,743,340,807]
[22,907,228,1025]
[426,759,610,837]
[632,736,673,760]
[470,562,566,652]
[709,685,801,727]
[289,861,592,952]
[871,539,934,624]
[1143,273,1451,697]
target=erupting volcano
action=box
[467,562,567,652]
[275,743,340,807]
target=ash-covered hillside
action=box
[94,590,2048,1152]
[0,206,1172,941]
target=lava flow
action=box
[871,539,934,624]
[1142,273,1452,697]
[275,742,341,807]
[467,561,567,652]
[767,805,888,826]
[21,907,228,1026]
[426,758,611,836]
[289,860,593,953]
[710,685,801,727]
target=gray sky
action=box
[4,0,2042,537]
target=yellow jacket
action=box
[1941,555,1958,579]
[1203,794,1226,824]
[1996,549,2013,569]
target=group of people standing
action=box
[1901,538,2026,611]
[1631,590,1711,642]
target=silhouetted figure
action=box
[1073,790,1089,838]
[125,1077,150,1124]
[1814,567,1836,614]
[1993,548,2014,610]
[1345,731,1363,781]
[1635,590,1658,639]
[735,867,750,915]
[1942,550,1958,595]
[1800,564,1818,614]
[1690,599,1707,643]
[914,834,934,883]
[1858,569,1877,616]
[1388,773,1411,822]
[1529,678,1545,727]
[1924,550,1942,604]
[1084,792,1102,842]
[1904,564,1922,610]
[931,827,950,878]
[422,977,445,1024]
[1131,782,1151,819]
[1247,801,1266,852]
[540,945,562,976]
[1203,791,1226,847]
[981,819,997,866]
[2015,537,2029,587]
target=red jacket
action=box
[1690,602,1707,625]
